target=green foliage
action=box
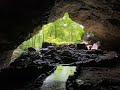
[21,13,85,50]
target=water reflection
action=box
[41,64,76,90]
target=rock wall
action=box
[0,0,120,69]
[48,0,120,49]
[0,0,55,69]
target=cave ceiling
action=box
[0,0,120,50]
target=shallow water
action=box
[41,64,76,90]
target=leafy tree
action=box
[21,13,85,50]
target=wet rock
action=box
[28,47,36,52]
[0,47,56,90]
[53,55,61,63]
[1,44,120,90]
[61,50,73,57]
[25,67,57,90]
[66,60,120,90]
[77,44,87,50]
[33,59,45,64]
[61,56,75,64]
[40,48,49,54]
[47,45,56,50]
[42,42,52,48]
[98,51,118,60]
[86,49,103,54]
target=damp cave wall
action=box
[0,0,55,69]
[0,0,120,69]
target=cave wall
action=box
[0,0,120,69]
[0,0,55,69]
[48,0,120,49]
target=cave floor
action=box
[69,66,120,90]
[0,44,120,90]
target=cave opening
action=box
[0,0,120,90]
[21,13,85,50]
[11,13,85,61]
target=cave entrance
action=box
[21,13,85,50]
[11,13,85,60]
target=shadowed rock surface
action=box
[0,0,120,69]
[0,0,120,89]
[49,0,120,49]
[0,44,119,90]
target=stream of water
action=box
[40,64,76,90]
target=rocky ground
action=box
[66,48,120,89]
[0,43,120,90]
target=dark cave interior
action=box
[0,0,120,90]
